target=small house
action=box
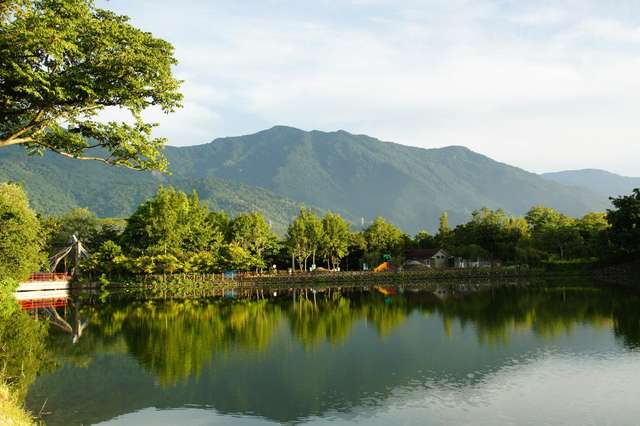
[405,248,450,269]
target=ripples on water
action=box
[15,282,640,425]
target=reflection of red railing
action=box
[19,298,68,310]
[27,273,71,282]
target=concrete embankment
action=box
[85,267,591,290]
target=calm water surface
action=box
[23,282,640,425]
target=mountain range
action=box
[0,126,614,233]
[542,169,640,199]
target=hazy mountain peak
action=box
[542,169,640,198]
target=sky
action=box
[99,0,640,176]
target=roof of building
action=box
[405,248,447,259]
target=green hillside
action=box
[542,169,640,199]
[165,126,609,232]
[0,146,319,234]
[0,126,610,233]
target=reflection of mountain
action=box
[24,285,640,425]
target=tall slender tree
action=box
[320,212,350,270]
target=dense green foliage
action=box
[286,208,323,271]
[82,187,284,276]
[0,280,48,399]
[0,0,182,170]
[0,183,47,422]
[228,212,279,270]
[363,217,405,265]
[0,126,609,234]
[607,189,640,255]
[320,213,350,270]
[445,206,611,265]
[3,184,634,279]
[59,187,640,276]
[0,278,47,425]
[0,183,44,281]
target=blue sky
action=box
[99,0,640,175]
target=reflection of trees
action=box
[287,289,411,347]
[40,284,640,390]
[430,286,640,348]
[612,294,640,349]
[289,291,355,348]
[71,300,284,386]
[0,303,48,399]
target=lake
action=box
[22,281,640,425]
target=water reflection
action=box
[14,282,640,425]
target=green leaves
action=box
[0,0,182,170]
[608,189,640,254]
[0,183,44,280]
[229,212,279,271]
[320,212,350,269]
[364,217,404,259]
[286,208,324,271]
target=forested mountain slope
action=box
[0,146,319,234]
[542,169,640,199]
[0,126,609,233]
[165,126,609,232]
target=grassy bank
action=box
[0,382,36,426]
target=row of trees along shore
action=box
[1,183,639,280]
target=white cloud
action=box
[99,0,640,176]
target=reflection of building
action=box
[405,249,450,269]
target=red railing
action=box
[19,298,68,310]
[27,272,71,282]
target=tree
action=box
[320,212,350,270]
[222,243,254,271]
[305,210,324,268]
[577,212,610,257]
[454,208,528,263]
[345,231,367,271]
[286,208,324,271]
[0,182,44,281]
[122,187,223,261]
[414,230,436,249]
[438,212,450,235]
[607,189,640,254]
[436,212,452,247]
[286,213,310,271]
[525,206,583,259]
[364,217,404,263]
[0,0,183,170]
[46,207,98,252]
[525,206,565,232]
[229,212,279,271]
